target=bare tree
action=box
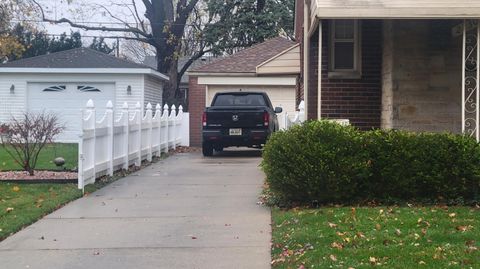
[32,0,202,104]
[0,112,65,176]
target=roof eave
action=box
[0,67,169,81]
[187,72,257,77]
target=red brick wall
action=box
[188,76,206,147]
[308,20,383,130]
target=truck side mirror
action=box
[274,107,283,114]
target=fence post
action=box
[163,104,169,153]
[106,101,114,176]
[121,102,129,170]
[135,102,142,167]
[155,104,162,156]
[177,105,183,146]
[146,103,153,162]
[171,104,177,150]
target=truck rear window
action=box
[213,94,267,106]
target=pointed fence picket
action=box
[78,100,190,190]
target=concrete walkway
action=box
[0,150,271,269]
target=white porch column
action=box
[317,20,323,119]
[303,2,309,119]
[462,19,480,141]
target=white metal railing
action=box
[283,101,306,129]
[281,100,351,129]
[78,99,189,190]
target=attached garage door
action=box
[28,82,115,142]
[207,86,296,129]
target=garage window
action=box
[78,86,101,92]
[43,85,66,92]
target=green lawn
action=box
[272,207,480,269]
[0,143,78,171]
[0,178,120,241]
[0,183,82,240]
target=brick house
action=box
[297,0,480,139]
[188,37,300,146]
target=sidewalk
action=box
[0,150,271,269]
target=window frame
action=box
[328,19,362,79]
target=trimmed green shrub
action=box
[262,121,370,204]
[261,121,480,205]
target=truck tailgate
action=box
[206,107,265,128]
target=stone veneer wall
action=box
[382,20,463,133]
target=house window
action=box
[77,86,101,92]
[329,20,361,78]
[43,85,66,92]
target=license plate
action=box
[229,128,242,136]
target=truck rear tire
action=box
[202,142,214,157]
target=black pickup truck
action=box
[202,92,282,156]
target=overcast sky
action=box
[35,0,146,39]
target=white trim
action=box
[318,21,322,120]
[304,1,310,119]
[197,76,297,86]
[329,20,361,74]
[0,68,169,81]
[188,72,256,77]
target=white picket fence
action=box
[78,100,189,190]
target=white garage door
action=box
[28,82,115,142]
[207,86,296,129]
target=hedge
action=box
[261,121,480,205]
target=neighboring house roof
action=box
[143,55,217,85]
[0,47,169,80]
[190,37,298,74]
[310,0,480,19]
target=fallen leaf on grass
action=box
[449,213,457,218]
[369,257,379,265]
[395,229,402,236]
[331,242,344,250]
[328,222,338,228]
[456,225,472,232]
[375,223,381,231]
[418,261,426,265]
[329,254,337,262]
[5,207,13,213]
[12,186,20,192]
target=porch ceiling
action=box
[311,0,480,19]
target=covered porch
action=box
[303,0,480,140]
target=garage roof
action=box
[190,37,298,74]
[311,0,480,19]
[0,48,169,80]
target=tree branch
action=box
[31,0,152,39]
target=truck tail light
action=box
[264,111,269,127]
[202,112,207,127]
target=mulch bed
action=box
[0,170,77,183]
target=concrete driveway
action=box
[0,149,270,269]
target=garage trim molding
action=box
[197,76,297,86]
[0,68,169,81]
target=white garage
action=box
[188,37,300,146]
[0,47,169,142]
[27,82,115,141]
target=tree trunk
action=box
[157,48,180,106]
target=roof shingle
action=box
[0,47,153,69]
[190,37,297,74]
